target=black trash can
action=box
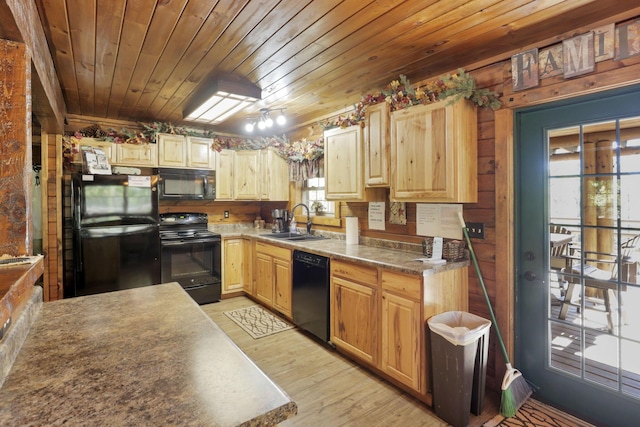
[428,311,491,427]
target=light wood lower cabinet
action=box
[331,275,378,365]
[254,242,292,319]
[380,271,422,391]
[331,260,465,398]
[222,237,252,296]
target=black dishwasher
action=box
[292,250,330,342]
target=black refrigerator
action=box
[69,173,161,297]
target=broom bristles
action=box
[500,371,533,417]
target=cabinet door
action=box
[390,99,477,202]
[381,290,421,392]
[260,148,290,201]
[254,252,273,307]
[234,150,260,200]
[241,238,254,295]
[223,238,245,294]
[324,126,363,200]
[365,102,390,187]
[187,136,214,169]
[158,134,187,167]
[116,143,157,167]
[273,257,292,318]
[215,150,234,200]
[72,138,116,164]
[331,276,377,365]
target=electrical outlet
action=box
[466,222,485,239]
[224,210,229,218]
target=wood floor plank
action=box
[200,296,499,427]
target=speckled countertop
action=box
[210,225,469,277]
[0,283,297,426]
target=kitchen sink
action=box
[261,233,327,242]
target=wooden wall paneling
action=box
[494,107,515,387]
[159,201,262,224]
[54,134,63,300]
[40,131,49,301]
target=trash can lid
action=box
[428,311,491,346]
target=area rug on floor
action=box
[482,399,595,427]
[224,305,294,339]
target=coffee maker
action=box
[271,209,289,233]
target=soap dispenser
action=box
[289,216,297,234]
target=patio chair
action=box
[550,225,573,270]
[559,234,639,333]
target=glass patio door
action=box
[516,86,640,425]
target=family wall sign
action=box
[511,18,640,91]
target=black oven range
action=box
[159,212,221,304]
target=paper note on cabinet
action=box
[368,202,385,230]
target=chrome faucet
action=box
[291,203,312,235]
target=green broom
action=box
[458,212,532,417]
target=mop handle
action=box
[458,212,511,365]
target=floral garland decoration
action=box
[321,68,501,129]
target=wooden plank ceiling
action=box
[33,0,640,136]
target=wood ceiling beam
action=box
[1,0,66,133]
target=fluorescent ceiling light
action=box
[184,77,261,125]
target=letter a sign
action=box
[511,48,539,91]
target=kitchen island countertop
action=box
[0,282,297,426]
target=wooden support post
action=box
[0,39,32,256]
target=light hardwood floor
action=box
[200,296,499,427]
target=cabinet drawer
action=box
[331,260,378,287]
[381,270,421,300]
[255,242,290,260]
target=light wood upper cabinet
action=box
[215,150,234,200]
[234,150,261,200]
[116,143,157,167]
[260,148,289,201]
[390,98,477,202]
[364,102,390,187]
[324,125,385,201]
[158,133,188,168]
[187,136,215,169]
[72,138,117,165]
[72,138,158,167]
[157,134,215,170]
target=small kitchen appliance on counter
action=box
[271,209,289,233]
[159,212,221,304]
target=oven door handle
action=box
[161,238,220,247]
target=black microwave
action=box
[158,168,216,200]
